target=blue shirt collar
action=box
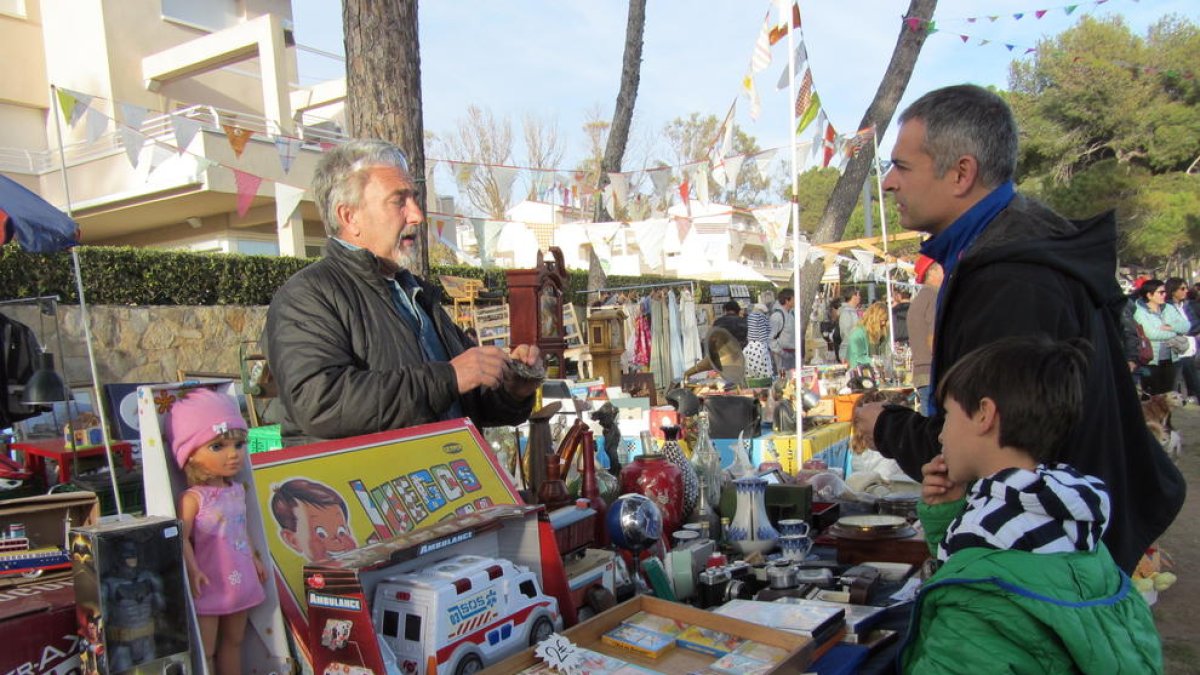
[919,181,1015,280]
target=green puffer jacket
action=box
[900,500,1162,674]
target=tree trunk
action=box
[343,0,430,276]
[796,0,937,334]
[595,0,647,222]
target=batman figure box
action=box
[70,516,192,674]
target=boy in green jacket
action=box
[901,335,1162,673]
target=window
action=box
[381,610,399,638]
[235,239,280,257]
[0,0,26,18]
[404,614,422,642]
[519,580,537,599]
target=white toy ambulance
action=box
[372,554,561,675]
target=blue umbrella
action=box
[0,174,79,252]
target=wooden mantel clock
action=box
[506,247,568,378]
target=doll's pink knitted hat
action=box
[167,388,247,469]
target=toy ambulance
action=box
[372,554,561,675]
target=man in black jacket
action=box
[854,85,1184,573]
[265,140,539,446]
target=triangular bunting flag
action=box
[450,161,476,195]
[55,88,79,125]
[677,217,692,242]
[753,204,791,258]
[222,124,254,158]
[794,69,814,118]
[776,40,809,90]
[1035,9,1048,19]
[723,155,745,188]
[528,168,553,200]
[691,164,710,205]
[796,91,822,134]
[274,136,302,174]
[119,102,148,133]
[821,119,838,168]
[753,148,777,179]
[750,10,772,75]
[275,183,306,224]
[489,166,520,203]
[678,176,690,206]
[631,219,666,265]
[170,115,201,153]
[608,172,629,210]
[647,166,672,198]
[118,127,145,168]
[233,169,263,217]
[84,107,108,144]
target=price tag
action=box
[534,633,582,673]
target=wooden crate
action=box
[481,595,817,674]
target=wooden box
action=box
[481,595,816,674]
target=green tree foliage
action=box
[662,112,771,208]
[789,167,901,244]
[1008,14,1200,265]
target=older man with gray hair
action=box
[265,139,539,446]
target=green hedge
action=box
[0,244,778,307]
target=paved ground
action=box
[1155,404,1199,674]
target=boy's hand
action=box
[921,454,965,505]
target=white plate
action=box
[837,514,907,529]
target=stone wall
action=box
[2,305,269,386]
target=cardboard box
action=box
[0,578,82,674]
[0,491,98,587]
[69,515,192,674]
[482,595,817,674]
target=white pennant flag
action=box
[489,166,520,203]
[84,107,108,144]
[647,166,672,198]
[851,249,876,281]
[723,155,745,188]
[274,136,302,174]
[631,218,667,267]
[170,114,201,152]
[275,183,306,224]
[754,204,792,258]
[753,148,777,179]
[451,162,476,195]
[608,172,629,210]
[745,75,762,121]
[750,11,773,74]
[118,127,145,168]
[808,245,827,264]
[119,102,148,134]
[691,164,710,205]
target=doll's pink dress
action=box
[186,483,266,615]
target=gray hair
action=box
[311,139,411,237]
[898,84,1018,189]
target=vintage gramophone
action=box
[506,247,569,378]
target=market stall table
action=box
[11,437,135,486]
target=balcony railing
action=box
[0,104,347,175]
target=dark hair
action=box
[1165,277,1187,299]
[777,288,795,304]
[722,300,741,314]
[840,287,860,302]
[1136,279,1165,302]
[899,84,1018,189]
[937,335,1091,463]
[271,478,348,532]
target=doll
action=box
[168,388,266,675]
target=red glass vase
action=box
[619,453,684,537]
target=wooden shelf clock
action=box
[506,247,569,378]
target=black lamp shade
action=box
[21,352,72,406]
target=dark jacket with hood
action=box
[265,241,534,446]
[874,194,1186,574]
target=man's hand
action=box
[502,344,543,400]
[853,402,886,450]
[921,454,964,505]
[450,346,512,394]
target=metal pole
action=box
[861,178,875,304]
[51,85,124,516]
[874,131,896,360]
[784,0,804,447]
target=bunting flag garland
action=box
[753,204,792,258]
[274,183,306,224]
[489,165,520,203]
[274,136,301,174]
[723,155,745,189]
[222,124,254,158]
[450,161,475,196]
[752,148,778,179]
[170,114,201,153]
[117,126,145,169]
[55,88,85,126]
[232,169,263,217]
[793,69,814,117]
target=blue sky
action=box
[292,0,1196,175]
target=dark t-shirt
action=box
[711,313,748,346]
